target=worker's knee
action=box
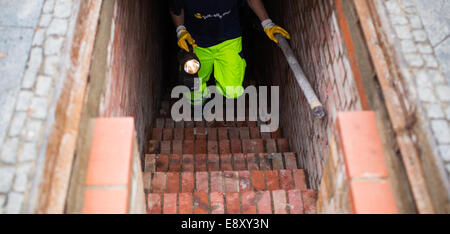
[217,85,245,99]
[214,56,246,99]
[184,84,210,106]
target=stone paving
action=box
[383,0,450,180]
[0,0,78,214]
[413,0,450,82]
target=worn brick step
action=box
[147,189,316,214]
[148,139,291,155]
[155,118,268,129]
[144,153,300,173]
[151,127,282,141]
[143,169,308,195]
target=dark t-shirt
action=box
[170,0,245,47]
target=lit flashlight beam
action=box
[184,59,201,75]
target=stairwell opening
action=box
[67,0,413,213]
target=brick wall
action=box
[253,0,363,190]
[100,0,168,157]
[78,0,400,214]
[247,0,402,213]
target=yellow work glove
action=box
[262,19,291,44]
[177,26,197,52]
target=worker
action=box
[170,0,291,106]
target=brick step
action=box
[155,118,266,129]
[143,169,308,195]
[147,189,316,214]
[144,153,300,172]
[148,139,290,155]
[151,127,282,141]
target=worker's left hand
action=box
[262,19,291,44]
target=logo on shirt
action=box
[194,10,232,20]
[194,13,202,19]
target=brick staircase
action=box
[144,107,317,214]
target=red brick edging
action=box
[83,118,136,214]
[336,112,398,214]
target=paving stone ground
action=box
[0,0,44,214]
[411,0,450,175]
[383,0,450,182]
[0,0,42,166]
[0,0,78,214]
[413,0,450,82]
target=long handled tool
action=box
[275,34,326,119]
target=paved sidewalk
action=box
[383,0,450,184]
[411,0,450,173]
[414,0,450,82]
[0,0,45,214]
[0,0,78,214]
[0,0,44,166]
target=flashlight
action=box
[184,59,201,75]
[178,45,201,91]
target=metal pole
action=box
[275,34,326,119]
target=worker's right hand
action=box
[177,26,197,52]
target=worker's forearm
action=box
[247,0,269,21]
[171,9,185,27]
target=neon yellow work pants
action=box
[189,37,246,105]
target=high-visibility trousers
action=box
[188,37,246,105]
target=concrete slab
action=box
[414,0,450,46]
[0,26,35,147]
[413,0,450,82]
[0,0,44,28]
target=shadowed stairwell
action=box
[144,102,317,214]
